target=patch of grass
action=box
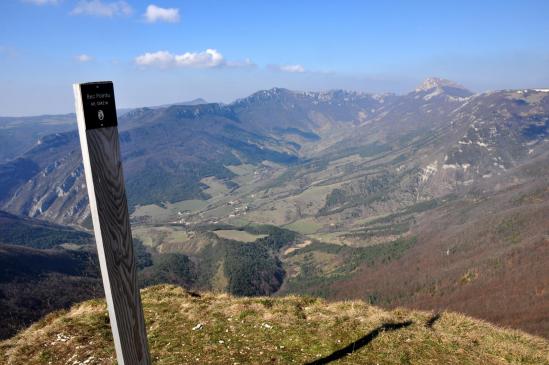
[2,285,547,365]
[284,218,323,234]
[460,269,479,285]
[132,199,209,224]
[343,220,412,240]
[213,230,267,242]
[496,214,525,245]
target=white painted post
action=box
[73,81,151,365]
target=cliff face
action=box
[1,285,548,365]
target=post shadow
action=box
[305,320,413,365]
[425,313,441,328]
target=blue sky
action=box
[1,0,548,115]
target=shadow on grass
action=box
[425,313,441,328]
[305,320,413,365]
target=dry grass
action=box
[213,230,267,243]
[1,285,548,365]
[285,218,323,235]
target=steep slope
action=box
[0,210,91,248]
[0,103,301,225]
[0,211,100,340]
[0,132,89,224]
[278,151,549,337]
[1,285,547,365]
[0,243,102,340]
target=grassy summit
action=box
[1,285,548,365]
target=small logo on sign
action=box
[98,110,105,121]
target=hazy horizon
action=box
[0,76,540,118]
[1,0,549,116]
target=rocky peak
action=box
[414,77,473,98]
[416,77,464,91]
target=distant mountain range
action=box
[1,78,546,226]
[116,97,209,116]
[0,78,548,338]
[0,98,210,163]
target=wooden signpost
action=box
[73,81,151,365]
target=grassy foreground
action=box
[1,285,548,365]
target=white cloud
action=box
[271,64,306,73]
[175,49,224,68]
[135,51,174,68]
[75,54,93,62]
[71,0,132,17]
[136,49,248,69]
[22,0,59,5]
[144,4,180,23]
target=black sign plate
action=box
[80,81,118,130]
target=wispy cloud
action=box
[22,0,60,5]
[75,54,93,62]
[144,4,180,23]
[269,64,306,73]
[0,45,19,59]
[226,58,256,69]
[70,0,132,17]
[135,49,255,69]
